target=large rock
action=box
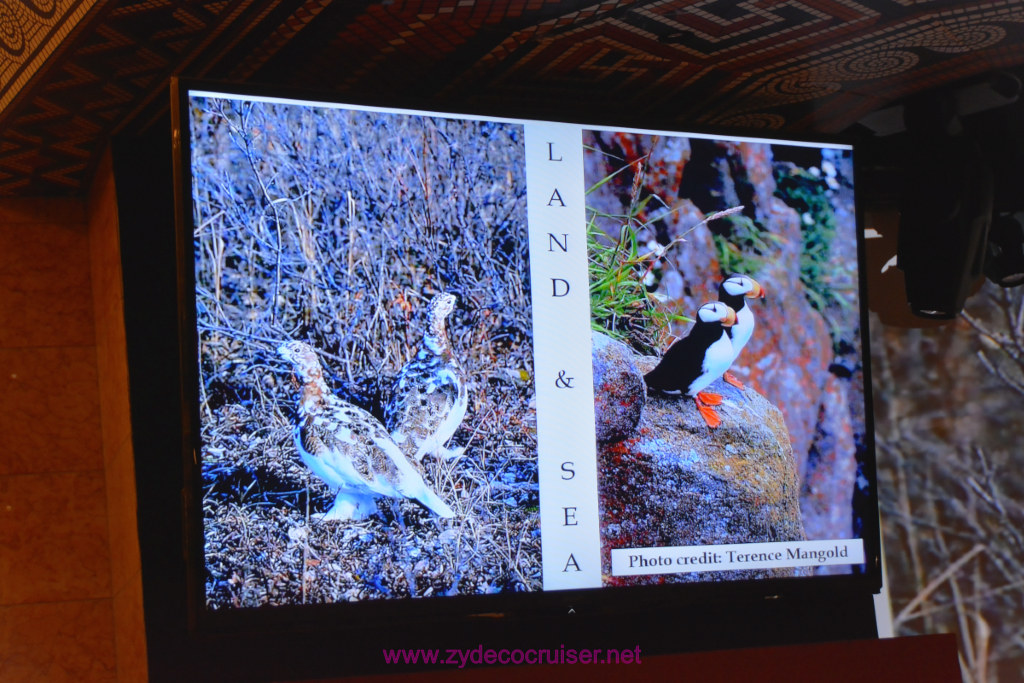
[592,332,645,443]
[598,355,807,586]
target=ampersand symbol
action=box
[555,370,575,388]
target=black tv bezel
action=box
[169,76,883,641]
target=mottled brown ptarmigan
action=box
[277,340,455,521]
[385,293,468,462]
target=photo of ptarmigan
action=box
[278,340,455,521]
[385,293,468,463]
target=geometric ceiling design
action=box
[3,0,1024,197]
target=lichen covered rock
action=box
[592,332,646,444]
[599,355,807,585]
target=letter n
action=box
[548,233,568,252]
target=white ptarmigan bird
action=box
[716,274,765,389]
[277,340,455,521]
[385,293,468,462]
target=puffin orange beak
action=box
[747,280,766,299]
[721,307,737,327]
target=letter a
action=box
[547,188,565,207]
[563,554,581,572]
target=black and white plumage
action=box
[277,341,455,521]
[644,301,737,428]
[717,274,765,388]
[385,293,468,462]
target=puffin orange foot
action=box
[723,371,744,389]
[695,391,723,406]
[694,394,722,429]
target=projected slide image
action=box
[189,96,540,607]
[181,86,879,610]
[583,130,869,584]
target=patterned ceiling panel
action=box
[424,0,1024,127]
[1,0,1024,196]
[0,0,326,195]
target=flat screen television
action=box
[169,78,881,670]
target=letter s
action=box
[561,461,575,480]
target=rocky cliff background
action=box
[584,131,868,558]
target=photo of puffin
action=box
[644,301,737,428]
[716,274,766,389]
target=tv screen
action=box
[173,80,879,621]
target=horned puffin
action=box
[644,301,737,429]
[717,274,765,389]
